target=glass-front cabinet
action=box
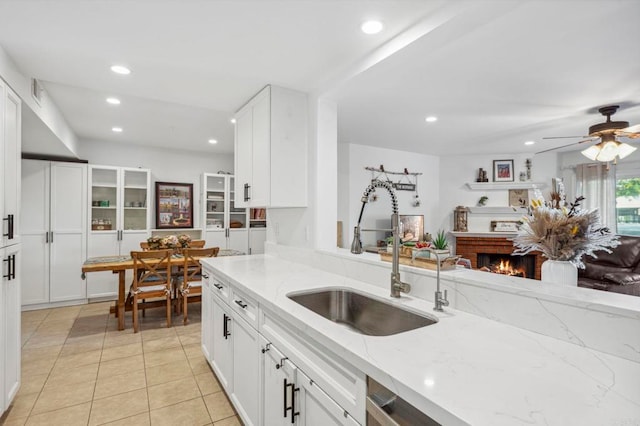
[203,173,248,253]
[87,165,151,299]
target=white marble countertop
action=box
[202,254,640,426]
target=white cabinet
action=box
[202,173,249,252]
[1,243,21,415]
[211,292,233,391]
[203,271,364,426]
[87,166,150,299]
[1,80,21,248]
[201,268,213,362]
[21,160,87,307]
[234,85,307,208]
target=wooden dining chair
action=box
[176,247,219,324]
[189,239,206,248]
[130,249,173,332]
[140,241,150,250]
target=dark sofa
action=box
[578,235,640,297]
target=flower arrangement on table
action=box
[512,185,619,268]
[147,234,192,250]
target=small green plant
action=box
[432,230,448,250]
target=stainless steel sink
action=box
[287,288,437,336]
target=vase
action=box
[541,260,577,286]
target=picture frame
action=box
[493,159,514,182]
[155,182,194,229]
[508,189,529,208]
[399,214,424,242]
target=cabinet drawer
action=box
[210,274,230,303]
[261,308,366,425]
[231,287,258,329]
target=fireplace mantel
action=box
[453,234,543,280]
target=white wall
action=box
[0,44,78,156]
[77,139,233,229]
[437,151,559,233]
[338,143,440,248]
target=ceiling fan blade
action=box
[535,139,595,155]
[622,124,640,133]
[542,136,590,140]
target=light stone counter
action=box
[202,254,640,426]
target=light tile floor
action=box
[0,301,242,426]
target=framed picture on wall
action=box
[493,159,514,182]
[155,182,194,229]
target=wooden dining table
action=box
[81,249,244,330]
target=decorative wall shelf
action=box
[465,182,547,191]
[467,207,527,214]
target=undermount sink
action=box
[287,288,437,336]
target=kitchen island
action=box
[201,253,640,426]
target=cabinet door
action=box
[201,270,213,362]
[86,232,120,298]
[261,338,296,426]
[205,230,227,251]
[250,87,270,207]
[249,228,266,255]
[234,104,253,208]
[296,369,359,426]
[231,314,260,426]
[2,84,21,247]
[211,295,233,391]
[20,160,50,305]
[228,229,248,253]
[89,166,119,233]
[49,163,87,302]
[1,245,21,410]
[121,168,150,231]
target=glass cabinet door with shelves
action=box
[90,167,118,231]
[205,174,227,230]
[122,169,149,231]
[229,176,247,231]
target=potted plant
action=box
[432,230,450,255]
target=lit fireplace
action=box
[477,253,535,279]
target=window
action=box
[616,175,640,236]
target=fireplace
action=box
[477,253,536,279]
[454,235,544,280]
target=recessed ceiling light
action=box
[110,65,131,75]
[106,97,121,105]
[524,140,535,145]
[208,139,218,144]
[230,118,236,124]
[112,127,123,133]
[425,116,438,123]
[361,20,383,35]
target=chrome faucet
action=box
[427,248,449,311]
[350,180,411,298]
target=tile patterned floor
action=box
[0,301,242,426]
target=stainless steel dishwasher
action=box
[366,377,440,426]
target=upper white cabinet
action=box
[202,173,249,252]
[87,166,150,299]
[21,160,88,307]
[1,80,21,248]
[234,85,308,208]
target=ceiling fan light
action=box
[617,143,637,159]
[595,141,619,162]
[581,145,600,161]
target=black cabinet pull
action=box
[3,255,15,281]
[202,274,209,279]
[284,379,300,423]
[244,183,251,202]
[213,283,223,290]
[45,231,49,243]
[261,343,271,354]
[3,214,14,240]
[223,313,231,339]
[235,300,248,309]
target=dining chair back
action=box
[177,247,219,324]
[130,249,173,332]
[140,241,150,250]
[189,240,206,248]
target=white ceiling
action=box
[0,0,639,157]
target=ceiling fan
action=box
[537,105,640,162]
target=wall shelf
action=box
[465,182,547,191]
